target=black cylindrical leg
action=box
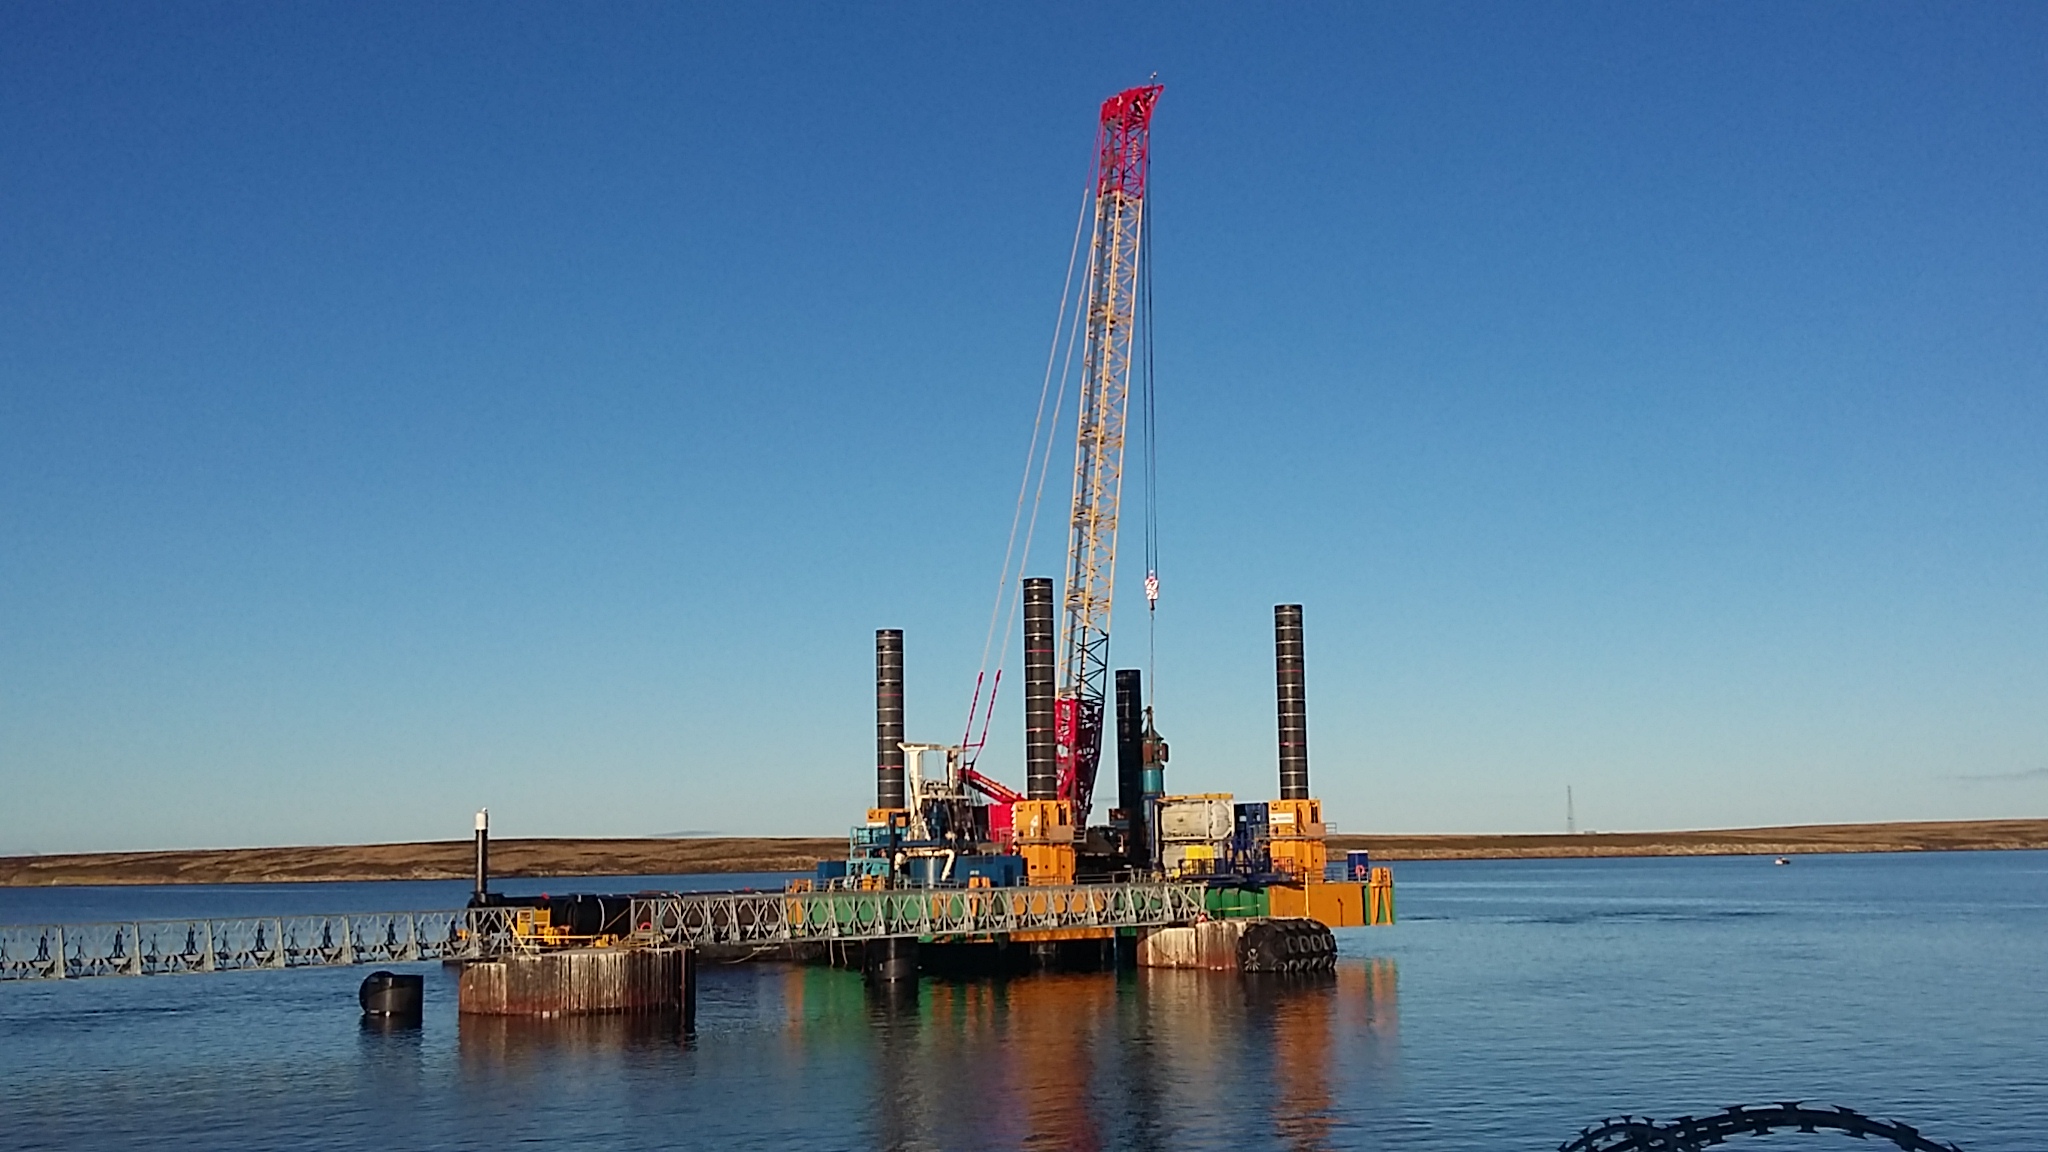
[1023,578,1057,800]
[359,970,424,1021]
[876,629,906,810]
[864,936,919,983]
[1115,669,1145,862]
[1276,604,1309,800]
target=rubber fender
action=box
[1236,918,1336,973]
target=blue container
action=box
[885,854,1029,887]
[849,825,895,848]
[815,860,849,881]
[957,854,1024,887]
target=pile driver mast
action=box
[1054,82,1163,825]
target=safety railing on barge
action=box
[631,882,1209,947]
[2,882,1212,982]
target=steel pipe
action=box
[1276,604,1309,800]
[1115,668,1146,861]
[1023,578,1057,799]
[876,629,906,810]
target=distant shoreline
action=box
[2,819,2043,887]
[1336,818,2048,861]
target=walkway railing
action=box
[632,882,1209,946]
[1,881,1212,982]
[0,909,516,981]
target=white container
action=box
[1154,796,1235,843]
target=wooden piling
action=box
[1134,920,1248,970]
[1134,918,1336,973]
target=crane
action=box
[1055,83,1162,825]
[951,82,1162,846]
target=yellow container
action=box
[1267,880,1367,928]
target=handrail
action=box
[0,882,1213,982]
[0,908,512,982]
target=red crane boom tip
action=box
[1096,84,1163,199]
[1100,84,1164,130]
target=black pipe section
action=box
[1023,577,1057,800]
[876,629,906,810]
[1276,604,1310,800]
[1115,668,1145,860]
[359,971,424,1021]
[472,810,489,905]
[864,936,919,984]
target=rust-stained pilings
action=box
[457,947,695,1021]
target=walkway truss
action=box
[1,883,1209,982]
[632,882,1207,947]
[0,909,512,982]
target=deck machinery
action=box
[820,85,1389,935]
[825,603,1385,932]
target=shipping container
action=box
[1203,886,1270,918]
[1153,795,1235,841]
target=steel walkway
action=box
[1,882,1209,981]
[629,882,1206,947]
[0,909,501,981]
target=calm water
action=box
[3,852,2042,1151]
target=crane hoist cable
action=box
[1140,176,1160,705]
[958,171,1095,782]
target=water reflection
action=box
[1005,974,1114,1152]
[439,956,1399,1150]
[355,1011,424,1081]
[10,855,2035,1152]
[769,957,1401,1151]
[356,1013,424,1037]
[1338,956,1400,1061]
[1261,974,1338,1150]
[457,1010,687,1068]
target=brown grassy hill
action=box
[3,819,2043,887]
[0,837,844,887]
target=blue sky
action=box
[3,4,2043,853]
